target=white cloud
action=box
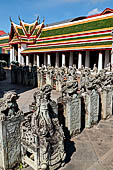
[88,8,102,15]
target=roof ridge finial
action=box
[43,17,45,23]
[39,19,40,24]
[37,16,39,22]
[18,16,21,21]
[9,17,12,23]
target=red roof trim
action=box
[0,30,6,35]
[87,8,113,19]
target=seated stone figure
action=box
[21,84,66,170]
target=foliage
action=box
[0,60,7,67]
[19,163,23,169]
[11,60,19,66]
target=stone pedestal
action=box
[101,88,112,119]
[85,90,99,128]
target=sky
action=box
[0,0,113,33]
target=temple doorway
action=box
[50,53,56,67]
[90,51,99,69]
[39,53,44,66]
[73,51,78,68]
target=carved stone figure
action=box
[21,85,66,170]
[0,91,22,120]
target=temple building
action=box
[0,31,10,66]
[1,8,113,70]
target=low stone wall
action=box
[0,66,6,80]
[11,65,37,87]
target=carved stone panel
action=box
[90,91,99,125]
[0,117,21,169]
[67,97,81,136]
[6,118,21,168]
[85,91,99,128]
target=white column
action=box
[10,47,13,63]
[22,56,25,65]
[18,47,21,64]
[85,51,90,68]
[104,50,109,68]
[69,52,73,67]
[78,52,82,69]
[47,54,51,65]
[12,47,16,61]
[37,55,40,67]
[98,51,103,71]
[62,54,65,67]
[26,56,29,65]
[55,52,59,67]
[44,53,46,66]
[18,44,26,65]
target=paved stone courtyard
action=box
[1,69,113,170]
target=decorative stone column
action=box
[104,50,109,68]
[44,53,46,66]
[47,54,51,65]
[78,52,82,69]
[85,51,90,68]
[37,55,40,67]
[69,52,73,67]
[98,51,103,71]
[26,56,29,65]
[62,54,65,67]
[55,52,59,67]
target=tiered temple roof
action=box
[0,34,9,54]
[9,17,44,45]
[0,8,113,55]
[21,8,113,54]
